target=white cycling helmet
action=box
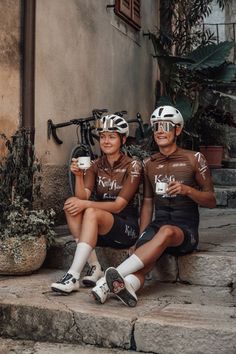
[96,114,129,137]
[150,105,184,128]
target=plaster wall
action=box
[35,0,159,211]
[0,0,21,153]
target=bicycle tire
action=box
[68,144,94,195]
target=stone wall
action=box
[35,0,159,213]
[0,0,21,153]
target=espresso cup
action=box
[77,156,91,170]
[156,182,168,195]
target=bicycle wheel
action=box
[68,144,93,195]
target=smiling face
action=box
[153,120,182,149]
[99,131,125,156]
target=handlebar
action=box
[114,110,128,117]
[47,108,108,144]
[127,112,145,138]
[47,109,145,145]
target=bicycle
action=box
[48,108,107,194]
[48,109,145,195]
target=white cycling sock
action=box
[87,250,101,267]
[125,274,141,292]
[68,242,93,279]
[116,254,144,278]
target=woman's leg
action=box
[51,207,114,293]
[64,202,103,286]
[68,207,114,276]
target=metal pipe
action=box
[21,0,36,144]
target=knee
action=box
[154,225,175,247]
[83,207,100,219]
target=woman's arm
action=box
[65,158,142,216]
[71,158,91,200]
[63,196,128,216]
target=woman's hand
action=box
[63,197,88,216]
[70,158,84,177]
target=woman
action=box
[51,114,142,294]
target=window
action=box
[114,0,141,30]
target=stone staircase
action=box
[212,167,236,208]
[0,208,236,354]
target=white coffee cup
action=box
[156,182,168,195]
[77,156,91,170]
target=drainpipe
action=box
[22,0,36,144]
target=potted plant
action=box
[0,129,55,275]
[185,105,233,168]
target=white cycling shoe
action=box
[91,277,110,304]
[51,272,80,294]
[82,263,104,288]
[105,267,137,307]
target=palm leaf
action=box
[186,41,234,70]
[209,63,236,82]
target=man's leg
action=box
[105,225,184,305]
[51,207,114,294]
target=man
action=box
[92,105,216,307]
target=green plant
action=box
[185,105,231,148]
[125,123,157,159]
[147,0,236,149]
[0,129,55,255]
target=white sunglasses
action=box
[153,121,179,133]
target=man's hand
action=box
[167,181,189,196]
[63,197,88,216]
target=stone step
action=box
[44,236,236,287]
[0,269,235,354]
[223,158,236,169]
[214,185,236,207]
[0,337,137,354]
[46,208,236,288]
[212,168,236,186]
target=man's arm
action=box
[167,182,216,208]
[140,197,153,233]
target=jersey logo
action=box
[97,176,122,191]
[194,152,208,180]
[130,160,141,182]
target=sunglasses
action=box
[153,121,179,133]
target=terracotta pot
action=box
[0,235,47,275]
[199,145,224,168]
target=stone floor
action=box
[0,208,236,354]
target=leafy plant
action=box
[0,129,55,253]
[147,0,236,150]
[160,0,230,56]
[0,197,55,246]
[125,123,157,159]
[185,106,231,148]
